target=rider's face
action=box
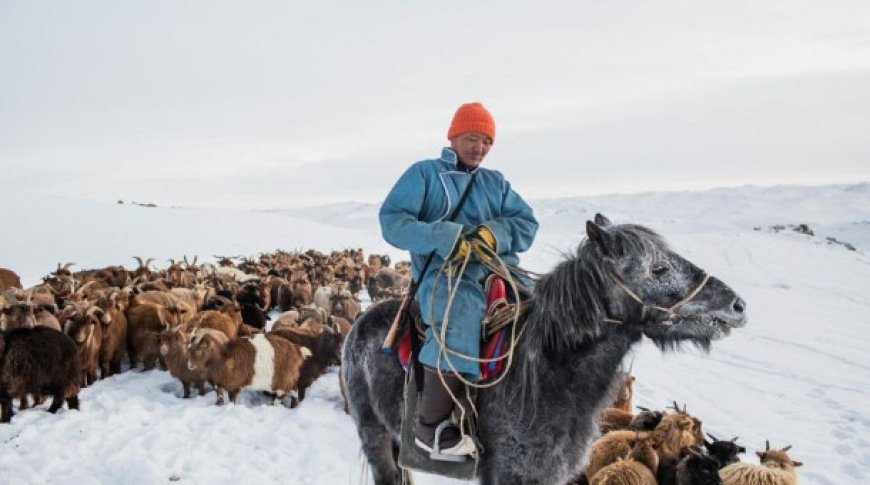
[450,132,493,168]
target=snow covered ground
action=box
[1,183,869,484]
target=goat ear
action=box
[756,451,765,459]
[586,221,620,256]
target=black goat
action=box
[704,433,746,468]
[0,327,81,422]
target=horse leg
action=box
[354,401,403,485]
[0,393,13,423]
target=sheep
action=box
[186,329,312,406]
[590,434,658,485]
[719,441,802,485]
[126,301,174,370]
[676,447,723,485]
[159,325,208,398]
[0,326,81,423]
[60,304,105,386]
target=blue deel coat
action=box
[379,147,538,379]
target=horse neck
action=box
[493,253,643,411]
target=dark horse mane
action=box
[503,224,669,409]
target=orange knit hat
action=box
[447,102,496,142]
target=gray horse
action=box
[342,215,747,484]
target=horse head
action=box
[585,213,747,348]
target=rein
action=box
[605,273,711,325]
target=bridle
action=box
[604,273,711,325]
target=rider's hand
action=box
[449,237,471,263]
[468,226,497,253]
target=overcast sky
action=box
[2,0,868,208]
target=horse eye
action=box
[651,264,669,277]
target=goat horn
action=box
[62,262,76,271]
[782,445,792,452]
[636,405,650,412]
[145,258,154,267]
[76,280,97,295]
[765,440,771,451]
[706,432,720,442]
[731,436,739,442]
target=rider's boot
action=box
[414,366,477,461]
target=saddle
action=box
[394,275,525,479]
[395,274,515,380]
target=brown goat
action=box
[131,291,195,325]
[720,440,802,485]
[599,372,636,432]
[60,304,104,387]
[0,268,22,291]
[330,290,361,323]
[95,294,128,378]
[189,310,240,339]
[187,329,311,405]
[268,327,343,406]
[126,302,173,370]
[159,326,208,398]
[590,434,658,485]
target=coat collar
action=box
[440,147,478,173]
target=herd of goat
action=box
[0,250,409,420]
[571,374,803,484]
[0,253,802,484]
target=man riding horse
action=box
[379,102,539,460]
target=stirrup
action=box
[414,420,477,462]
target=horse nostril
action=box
[732,298,746,313]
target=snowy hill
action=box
[1,183,869,484]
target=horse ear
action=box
[586,221,619,256]
[594,213,612,227]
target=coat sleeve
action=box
[379,163,464,260]
[480,178,538,255]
